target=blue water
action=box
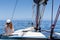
[0,20,60,34]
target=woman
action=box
[4,19,14,36]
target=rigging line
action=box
[51,0,54,26]
[32,1,35,22]
[38,0,48,31]
[50,5,60,39]
[39,5,46,20]
[32,2,34,21]
[38,5,46,29]
[11,0,18,20]
[53,5,60,26]
[48,0,54,30]
[40,5,45,17]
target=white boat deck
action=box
[10,27,46,38]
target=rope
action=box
[38,5,46,30]
[40,5,46,19]
[32,1,35,22]
[11,0,18,20]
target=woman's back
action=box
[4,19,14,36]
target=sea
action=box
[0,20,60,34]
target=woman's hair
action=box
[6,22,13,29]
[9,22,13,29]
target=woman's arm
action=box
[5,25,8,33]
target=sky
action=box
[0,0,60,20]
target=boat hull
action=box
[0,35,47,40]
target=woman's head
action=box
[6,19,11,23]
[6,19,13,29]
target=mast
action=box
[33,0,48,32]
[33,0,41,32]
